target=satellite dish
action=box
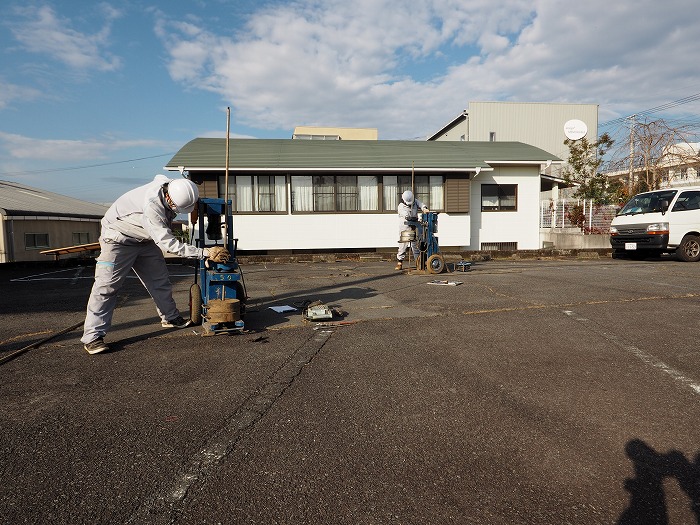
[564,119,588,140]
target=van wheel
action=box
[677,235,700,262]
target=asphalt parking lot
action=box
[1,255,699,524]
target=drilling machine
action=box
[188,107,248,335]
[405,211,446,274]
[189,197,246,335]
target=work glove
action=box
[206,246,231,263]
[422,207,430,213]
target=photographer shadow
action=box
[618,439,700,524]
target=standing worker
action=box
[81,174,230,355]
[396,190,429,270]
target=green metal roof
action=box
[165,138,561,173]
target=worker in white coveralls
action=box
[81,175,230,355]
[395,190,429,270]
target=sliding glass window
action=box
[219,175,287,213]
[383,175,444,211]
[292,175,379,212]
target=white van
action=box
[610,186,700,261]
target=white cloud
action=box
[0,79,41,110]
[10,4,122,72]
[156,0,700,138]
[0,131,165,162]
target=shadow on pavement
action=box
[618,439,700,524]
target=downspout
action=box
[1,210,15,263]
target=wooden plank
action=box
[41,242,101,260]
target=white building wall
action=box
[228,212,471,252]
[434,213,472,250]
[223,176,473,252]
[207,164,548,253]
[470,166,542,250]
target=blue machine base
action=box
[202,319,245,336]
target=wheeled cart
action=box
[190,198,246,335]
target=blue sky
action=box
[1,0,700,204]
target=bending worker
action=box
[81,174,229,355]
[396,190,429,270]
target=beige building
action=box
[0,181,107,263]
[293,126,378,140]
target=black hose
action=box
[0,321,84,366]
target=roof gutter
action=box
[485,160,562,166]
[165,166,494,173]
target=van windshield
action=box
[618,190,677,215]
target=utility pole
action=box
[628,114,636,192]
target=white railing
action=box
[540,199,618,234]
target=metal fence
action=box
[540,199,618,234]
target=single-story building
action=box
[0,180,108,263]
[165,138,561,254]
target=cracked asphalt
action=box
[1,256,699,524]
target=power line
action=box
[601,92,700,127]
[0,152,175,177]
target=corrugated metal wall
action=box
[468,102,599,175]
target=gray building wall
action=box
[467,101,599,177]
[1,216,102,263]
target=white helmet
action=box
[168,179,199,213]
[402,190,414,205]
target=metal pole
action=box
[411,161,415,195]
[224,107,231,247]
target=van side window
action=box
[672,190,700,211]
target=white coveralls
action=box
[81,175,205,344]
[397,198,429,262]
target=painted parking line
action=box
[563,309,700,397]
[461,296,700,397]
[10,267,193,282]
[461,292,700,316]
[9,268,80,282]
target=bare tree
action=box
[625,118,698,190]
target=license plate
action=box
[625,242,637,250]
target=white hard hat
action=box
[168,179,199,213]
[402,190,414,205]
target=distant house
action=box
[605,142,700,190]
[165,138,560,254]
[0,181,108,263]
